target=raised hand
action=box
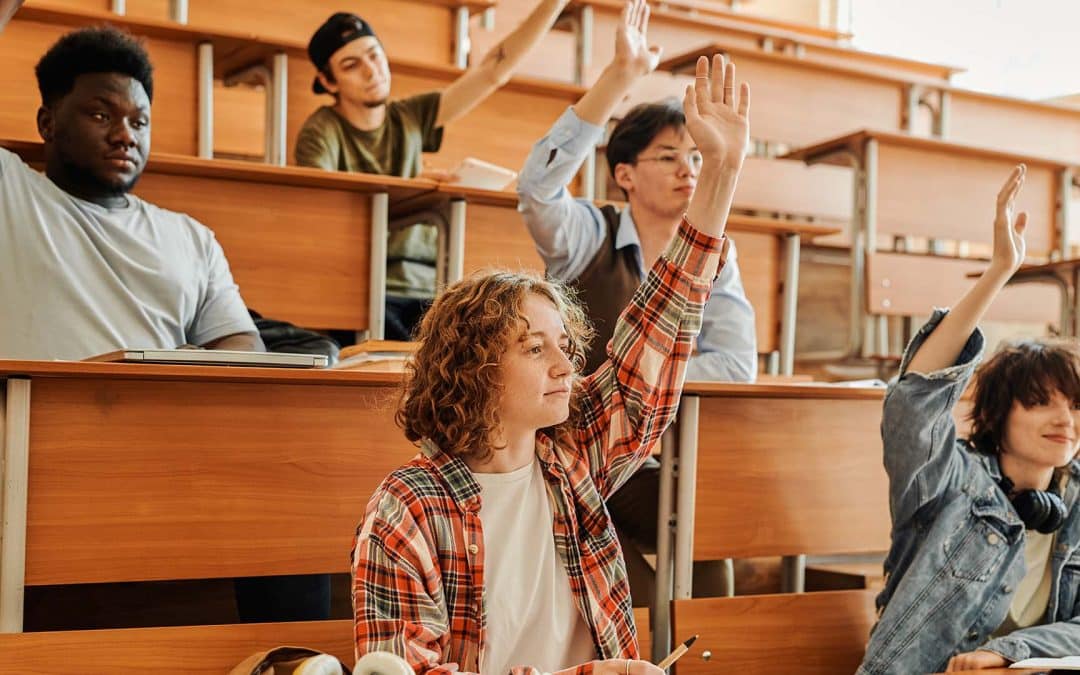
[991,164,1028,275]
[612,0,662,78]
[682,54,750,172]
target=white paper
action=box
[1011,655,1080,669]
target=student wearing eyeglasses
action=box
[514,0,757,606]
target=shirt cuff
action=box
[662,215,729,284]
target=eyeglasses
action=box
[634,150,704,173]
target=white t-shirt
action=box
[0,147,256,360]
[473,458,596,675]
[994,530,1055,637]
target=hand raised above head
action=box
[682,54,750,172]
[991,164,1028,275]
[612,0,662,78]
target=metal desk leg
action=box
[197,43,214,159]
[170,0,188,23]
[454,7,471,69]
[270,53,288,167]
[573,5,593,86]
[652,427,676,663]
[448,199,467,284]
[779,232,800,376]
[111,0,126,14]
[369,193,389,340]
[0,379,31,633]
[673,396,700,601]
[781,554,806,593]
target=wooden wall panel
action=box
[25,377,414,584]
[132,171,372,330]
[693,394,889,559]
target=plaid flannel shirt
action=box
[352,217,728,674]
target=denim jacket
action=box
[858,310,1080,675]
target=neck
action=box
[466,426,535,474]
[1000,452,1056,492]
[45,160,129,209]
[333,97,387,131]
[628,202,680,267]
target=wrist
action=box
[603,61,643,85]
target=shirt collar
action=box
[614,206,642,252]
[419,438,483,512]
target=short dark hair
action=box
[605,98,685,177]
[35,26,154,106]
[968,338,1080,454]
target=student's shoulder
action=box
[133,197,219,246]
[297,105,346,137]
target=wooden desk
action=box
[4,139,436,337]
[0,361,416,631]
[647,382,885,659]
[425,185,839,375]
[785,129,1076,358]
[559,0,960,86]
[968,258,1080,336]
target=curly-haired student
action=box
[350,54,750,675]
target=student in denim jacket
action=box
[859,165,1080,674]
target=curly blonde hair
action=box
[397,270,595,463]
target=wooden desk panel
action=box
[691,391,889,560]
[133,171,373,330]
[735,156,852,225]
[0,17,199,156]
[460,201,546,274]
[0,619,354,674]
[876,142,1057,253]
[22,372,416,585]
[948,89,1080,164]
[869,253,1061,325]
[672,591,876,675]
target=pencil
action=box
[656,634,699,670]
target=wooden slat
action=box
[0,620,354,675]
[691,389,888,559]
[671,591,877,675]
[868,253,1061,325]
[875,141,1057,254]
[23,373,416,584]
[947,88,1080,164]
[735,156,852,225]
[629,47,909,147]
[573,0,960,86]
[634,607,650,659]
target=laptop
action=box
[87,349,328,369]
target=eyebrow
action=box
[519,330,570,341]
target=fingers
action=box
[694,55,710,112]
[1015,210,1028,234]
[724,59,736,107]
[997,163,1026,206]
[738,81,751,118]
[638,0,650,34]
[711,53,725,105]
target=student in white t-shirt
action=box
[0,0,261,359]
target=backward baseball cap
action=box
[307,12,379,94]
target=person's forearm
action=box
[204,332,265,352]
[0,0,24,32]
[904,263,1011,375]
[480,0,568,85]
[572,64,639,126]
[684,162,741,239]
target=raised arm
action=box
[435,0,569,127]
[905,165,1028,375]
[515,0,661,279]
[575,54,749,495]
[0,0,24,32]
[573,0,661,126]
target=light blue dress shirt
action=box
[516,107,758,382]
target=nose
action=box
[108,118,137,148]
[551,348,573,378]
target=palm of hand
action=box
[614,24,658,75]
[992,165,1028,272]
[687,96,749,167]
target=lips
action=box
[545,388,570,396]
[1045,434,1075,444]
[105,155,137,170]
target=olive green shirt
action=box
[294,92,443,177]
[294,93,444,298]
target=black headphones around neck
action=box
[998,474,1068,534]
